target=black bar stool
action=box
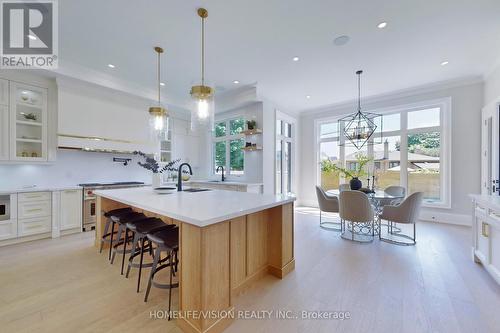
[109,211,148,274]
[99,207,132,258]
[144,227,179,319]
[125,218,175,292]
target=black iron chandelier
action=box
[339,70,382,150]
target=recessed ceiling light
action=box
[441,61,449,66]
[292,56,300,62]
[233,80,240,84]
[107,64,115,68]
[306,95,311,99]
[27,34,37,40]
[377,22,388,29]
[333,35,350,46]
[160,82,165,86]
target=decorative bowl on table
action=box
[154,186,176,194]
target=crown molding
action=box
[299,75,484,117]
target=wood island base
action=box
[96,196,295,333]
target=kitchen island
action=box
[95,186,296,333]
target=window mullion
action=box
[400,111,408,189]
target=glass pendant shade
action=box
[190,8,214,132]
[149,46,169,143]
[190,84,214,131]
[149,106,168,142]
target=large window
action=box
[213,117,245,175]
[316,99,450,207]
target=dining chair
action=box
[378,192,423,245]
[315,186,341,231]
[378,185,406,208]
[339,190,375,243]
[339,184,351,192]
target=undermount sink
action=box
[183,188,212,192]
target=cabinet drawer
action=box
[0,219,17,240]
[18,200,51,219]
[18,191,51,202]
[18,216,51,237]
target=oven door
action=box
[83,198,97,225]
[0,197,10,221]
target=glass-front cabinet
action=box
[9,82,48,161]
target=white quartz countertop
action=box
[0,185,82,195]
[95,186,295,227]
[470,194,500,209]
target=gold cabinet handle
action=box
[482,222,489,238]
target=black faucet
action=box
[216,165,225,182]
[177,163,193,191]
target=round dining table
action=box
[326,188,405,235]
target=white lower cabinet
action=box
[471,196,500,284]
[59,189,82,231]
[18,216,51,237]
[0,219,17,240]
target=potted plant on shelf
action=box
[246,120,257,130]
[321,153,371,190]
[133,151,181,188]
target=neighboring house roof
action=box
[345,150,439,162]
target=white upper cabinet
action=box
[57,78,157,154]
[0,79,9,105]
[9,82,48,161]
[0,105,8,160]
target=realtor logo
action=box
[1,0,58,68]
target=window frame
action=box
[314,97,451,209]
[212,116,246,176]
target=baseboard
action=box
[296,203,472,227]
[418,210,471,227]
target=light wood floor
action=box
[1,208,500,333]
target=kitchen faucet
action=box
[216,165,225,182]
[177,163,193,191]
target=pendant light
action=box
[190,8,214,131]
[339,70,382,149]
[149,46,169,142]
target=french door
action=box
[276,114,295,194]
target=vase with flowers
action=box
[321,153,372,190]
[133,151,181,188]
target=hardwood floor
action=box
[1,207,500,333]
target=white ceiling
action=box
[58,0,500,113]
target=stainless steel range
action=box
[79,182,145,232]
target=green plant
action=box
[247,120,257,130]
[321,153,372,179]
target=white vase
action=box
[152,173,162,189]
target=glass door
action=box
[9,82,48,161]
[276,117,295,194]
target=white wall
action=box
[484,64,500,106]
[299,80,483,218]
[0,149,151,189]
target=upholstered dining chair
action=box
[315,186,341,231]
[375,185,406,210]
[378,192,423,245]
[339,190,375,242]
[339,184,351,192]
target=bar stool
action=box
[99,207,132,258]
[144,227,179,319]
[109,211,148,274]
[125,217,175,292]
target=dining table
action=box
[326,188,405,235]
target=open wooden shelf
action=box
[241,129,262,135]
[241,146,263,152]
